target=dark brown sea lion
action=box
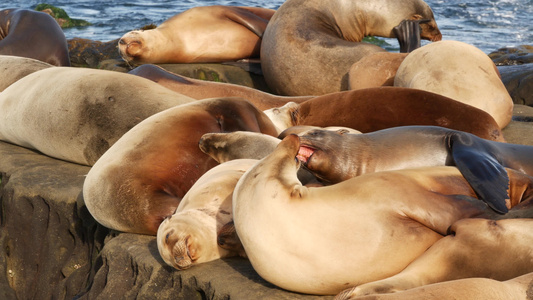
[128,64,313,110]
[83,97,278,235]
[232,134,530,295]
[297,126,533,213]
[0,9,70,66]
[267,87,505,142]
[118,6,275,64]
[260,0,441,95]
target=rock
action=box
[502,104,533,146]
[67,38,123,68]
[76,233,331,300]
[498,63,533,106]
[35,4,91,28]
[0,140,330,299]
[489,45,533,66]
[0,141,107,299]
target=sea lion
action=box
[394,40,514,128]
[278,126,361,139]
[232,134,529,295]
[266,87,505,142]
[297,125,533,213]
[260,0,441,95]
[156,159,255,270]
[128,64,313,110]
[338,218,533,298]
[347,53,408,90]
[338,272,533,300]
[0,55,53,92]
[0,9,70,66]
[0,67,194,166]
[118,6,275,65]
[83,97,277,235]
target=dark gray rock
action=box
[0,141,330,299]
[489,45,533,66]
[498,64,533,106]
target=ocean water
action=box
[0,0,531,54]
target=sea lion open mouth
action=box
[297,145,315,164]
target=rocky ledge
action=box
[0,140,330,300]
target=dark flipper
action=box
[225,8,270,38]
[217,221,246,256]
[449,132,509,214]
[393,19,430,53]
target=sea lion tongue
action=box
[297,145,315,163]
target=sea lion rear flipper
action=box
[217,221,246,257]
[450,133,509,214]
[225,8,269,38]
[393,19,429,53]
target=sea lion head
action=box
[263,102,299,134]
[118,30,148,63]
[297,129,361,183]
[157,210,231,270]
[409,1,442,42]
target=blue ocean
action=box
[0,0,531,54]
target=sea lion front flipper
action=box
[217,221,246,257]
[450,133,509,214]
[393,19,430,53]
[225,8,270,38]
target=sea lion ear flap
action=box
[449,132,509,214]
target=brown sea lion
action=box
[0,9,70,66]
[232,134,530,295]
[260,0,441,95]
[394,40,514,128]
[266,87,505,142]
[297,125,533,213]
[128,64,313,110]
[0,55,53,92]
[83,97,277,235]
[0,67,194,166]
[156,159,255,270]
[118,6,275,64]
[338,218,533,298]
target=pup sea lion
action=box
[157,159,255,270]
[260,0,441,95]
[297,126,533,213]
[0,55,52,92]
[83,97,277,235]
[266,87,505,142]
[119,6,275,64]
[0,9,70,66]
[0,67,194,166]
[394,40,514,128]
[128,64,313,110]
[232,135,527,295]
[339,217,533,298]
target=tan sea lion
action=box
[0,9,70,66]
[0,67,194,166]
[338,218,533,299]
[156,159,255,270]
[260,0,441,95]
[118,6,275,64]
[128,64,313,110]
[347,52,408,90]
[394,40,513,128]
[297,125,533,213]
[0,55,53,92]
[340,272,533,300]
[266,87,505,142]
[232,134,530,295]
[83,97,278,236]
